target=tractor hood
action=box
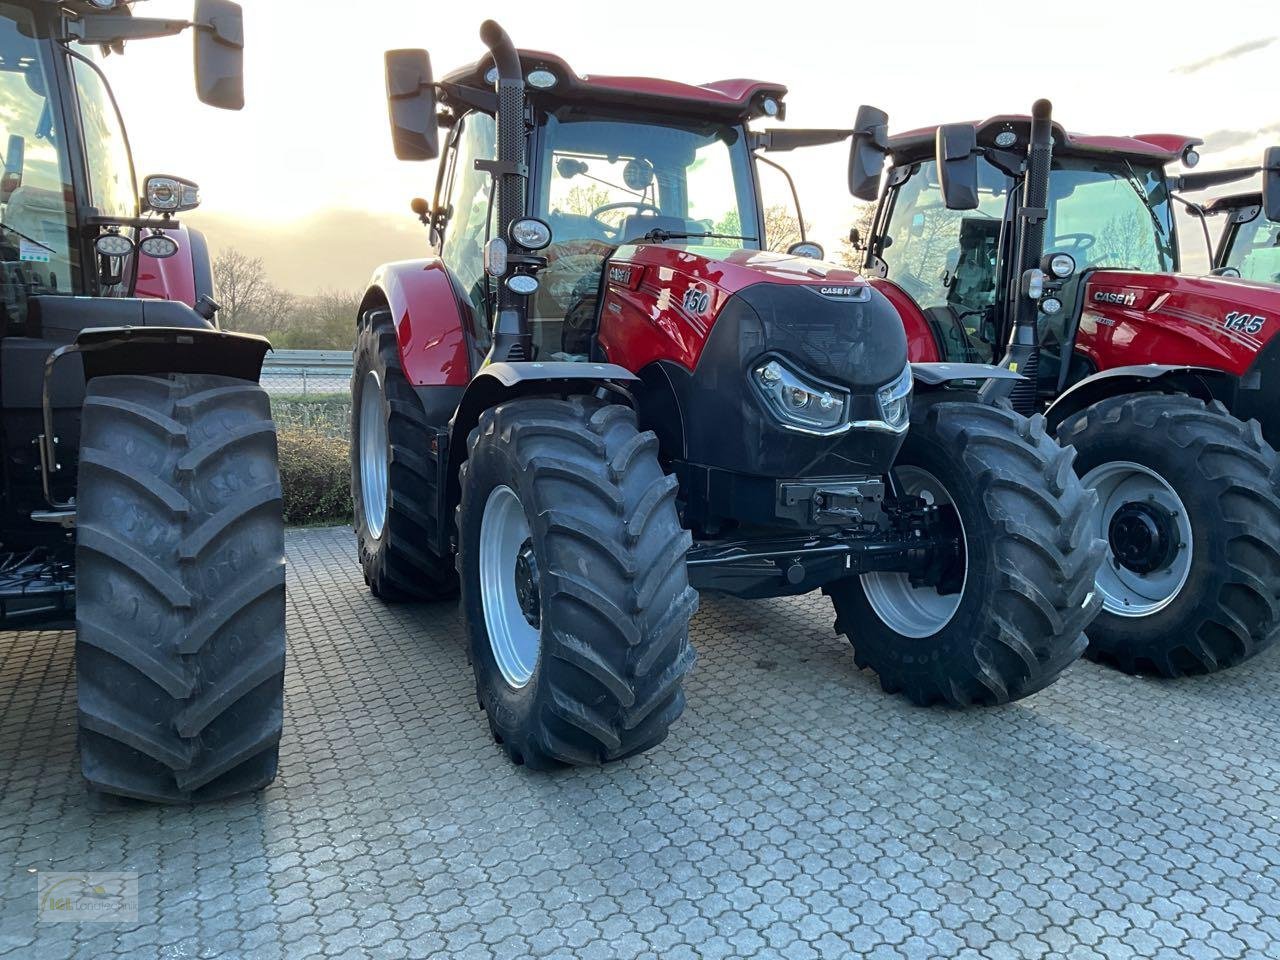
[1080,269,1280,375]
[598,243,910,493]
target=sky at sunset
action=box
[97,0,1275,292]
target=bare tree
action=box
[213,247,299,336]
[835,203,878,269]
[212,248,267,331]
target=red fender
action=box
[868,277,940,362]
[135,223,201,306]
[364,259,471,387]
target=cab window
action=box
[440,111,497,329]
[71,55,136,220]
[0,6,77,303]
[880,159,1009,362]
[1224,213,1280,284]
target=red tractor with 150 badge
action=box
[350,23,1103,768]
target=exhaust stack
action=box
[478,20,533,363]
[984,99,1054,414]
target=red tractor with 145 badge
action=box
[842,100,1280,676]
[351,23,1103,768]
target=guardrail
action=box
[261,349,353,397]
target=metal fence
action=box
[264,350,353,438]
[261,349,353,397]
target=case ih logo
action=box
[1224,310,1266,335]
[1093,289,1138,307]
[818,286,861,298]
[607,265,634,286]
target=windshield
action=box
[1047,159,1175,273]
[522,110,758,360]
[1223,210,1280,283]
[0,5,76,317]
[537,111,758,249]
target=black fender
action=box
[444,360,640,526]
[73,326,271,383]
[1043,364,1235,435]
[910,361,1026,389]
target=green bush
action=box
[277,427,352,526]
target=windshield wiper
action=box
[0,222,54,254]
[629,229,758,245]
[1121,160,1171,249]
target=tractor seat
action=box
[619,214,690,245]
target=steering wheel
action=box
[590,201,661,240]
[1051,233,1096,253]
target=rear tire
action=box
[75,374,285,803]
[352,307,456,600]
[826,401,1104,705]
[1059,393,1280,675]
[457,396,697,769]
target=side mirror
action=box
[849,104,889,202]
[386,49,439,161]
[142,174,201,214]
[193,0,244,110]
[936,124,979,210]
[1264,146,1280,223]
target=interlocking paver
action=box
[2,525,1280,958]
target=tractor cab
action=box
[860,113,1280,402]
[865,117,1186,381]
[405,47,788,368]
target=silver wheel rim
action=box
[1082,460,1193,617]
[861,467,967,638]
[358,370,389,539]
[480,485,541,688]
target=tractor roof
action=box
[439,49,787,122]
[888,115,1201,165]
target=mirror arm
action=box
[67,16,191,45]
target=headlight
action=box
[876,364,913,432]
[95,232,134,258]
[753,357,849,433]
[139,233,180,259]
[509,218,552,250]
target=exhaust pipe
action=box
[478,20,532,362]
[984,99,1053,414]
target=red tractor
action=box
[0,1,285,803]
[841,100,1280,676]
[353,22,1103,769]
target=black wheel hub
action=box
[513,538,541,629]
[1108,501,1179,575]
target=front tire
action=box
[75,374,285,803]
[826,401,1104,706]
[457,396,697,769]
[352,307,456,600]
[1059,393,1280,675]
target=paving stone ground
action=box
[3,525,1280,959]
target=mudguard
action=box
[443,361,640,531]
[448,360,638,460]
[911,362,1024,388]
[74,326,270,382]
[1043,364,1231,433]
[361,259,471,387]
